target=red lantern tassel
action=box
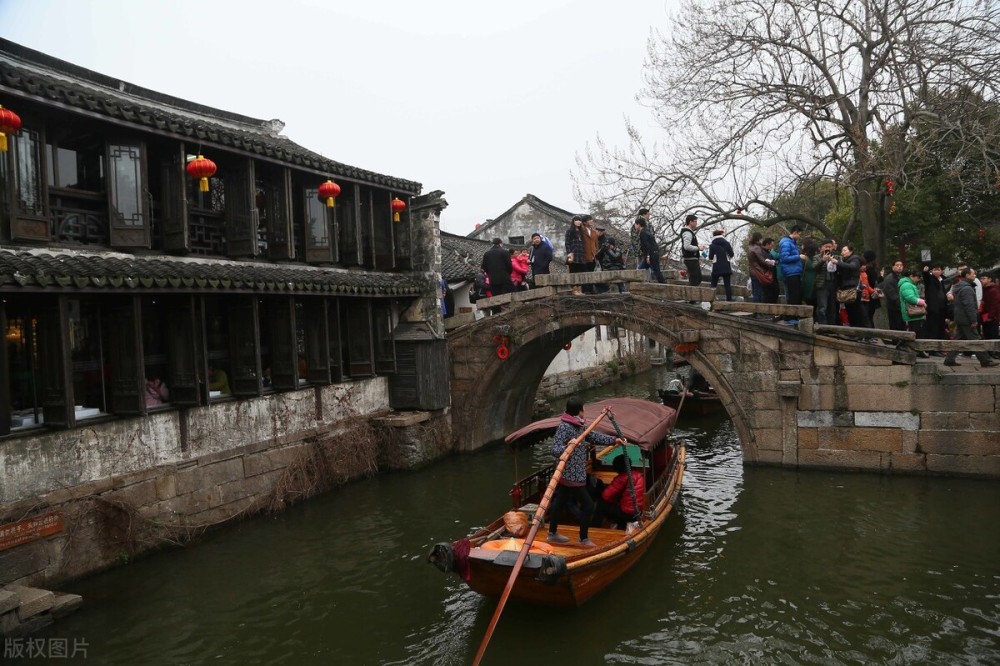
[199,177,209,192]
[393,211,400,222]
[0,133,6,152]
[326,197,334,208]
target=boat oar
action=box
[471,407,612,666]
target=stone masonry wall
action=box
[0,378,453,589]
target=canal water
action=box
[15,366,1000,665]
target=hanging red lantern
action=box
[496,344,509,360]
[186,155,217,192]
[563,342,572,351]
[391,197,407,222]
[885,178,895,196]
[0,105,22,153]
[318,179,341,208]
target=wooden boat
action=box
[657,387,724,416]
[428,398,685,608]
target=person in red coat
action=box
[981,272,1000,356]
[592,454,645,529]
[510,248,529,290]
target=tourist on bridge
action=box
[528,233,553,284]
[882,260,905,331]
[761,238,781,304]
[747,232,776,304]
[680,214,706,287]
[777,225,807,306]
[708,229,735,301]
[634,217,666,283]
[831,244,870,328]
[898,266,928,356]
[980,272,1000,356]
[510,248,529,291]
[943,267,998,368]
[596,237,627,292]
[581,214,600,294]
[565,216,587,295]
[631,208,650,269]
[481,238,514,296]
[923,263,948,340]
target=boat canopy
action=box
[504,398,677,450]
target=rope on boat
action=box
[605,409,642,526]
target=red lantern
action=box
[496,344,509,360]
[318,179,341,208]
[186,155,217,193]
[563,342,572,351]
[0,105,22,153]
[885,178,895,196]
[391,197,406,222]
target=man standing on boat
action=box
[547,396,625,548]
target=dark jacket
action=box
[481,245,513,293]
[952,279,979,326]
[983,283,1000,322]
[836,253,862,289]
[529,242,553,275]
[882,271,901,305]
[564,225,585,265]
[680,227,699,260]
[708,236,734,277]
[638,227,658,259]
[596,243,625,271]
[925,274,946,315]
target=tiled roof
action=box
[441,232,492,282]
[0,248,422,296]
[0,39,421,194]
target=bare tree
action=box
[575,0,1000,262]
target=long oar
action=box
[472,407,612,666]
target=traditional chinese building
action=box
[0,39,449,586]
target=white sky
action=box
[0,0,676,235]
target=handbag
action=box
[751,264,774,286]
[905,303,927,317]
[836,287,857,304]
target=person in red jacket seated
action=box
[592,454,645,529]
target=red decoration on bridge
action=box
[186,155,217,192]
[0,105,22,153]
[318,179,341,208]
[563,342,572,351]
[496,344,509,360]
[391,197,407,222]
[674,342,698,354]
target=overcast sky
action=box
[0,0,677,235]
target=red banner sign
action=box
[0,511,64,552]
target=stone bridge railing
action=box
[445,272,1000,478]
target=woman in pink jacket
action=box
[510,248,530,290]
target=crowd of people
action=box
[748,228,1000,367]
[475,212,999,368]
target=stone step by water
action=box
[0,585,82,637]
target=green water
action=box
[13,367,1000,665]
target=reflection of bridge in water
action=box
[445,270,1000,478]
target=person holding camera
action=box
[812,239,839,324]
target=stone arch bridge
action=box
[445,275,1000,477]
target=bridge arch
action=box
[447,294,788,458]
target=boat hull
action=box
[458,447,684,607]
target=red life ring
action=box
[496,344,509,360]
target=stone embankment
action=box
[0,585,81,636]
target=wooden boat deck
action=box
[541,525,630,556]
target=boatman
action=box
[547,396,625,548]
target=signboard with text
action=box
[0,511,64,552]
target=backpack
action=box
[469,271,489,303]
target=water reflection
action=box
[15,367,1000,665]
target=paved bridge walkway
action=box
[445,271,1000,477]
